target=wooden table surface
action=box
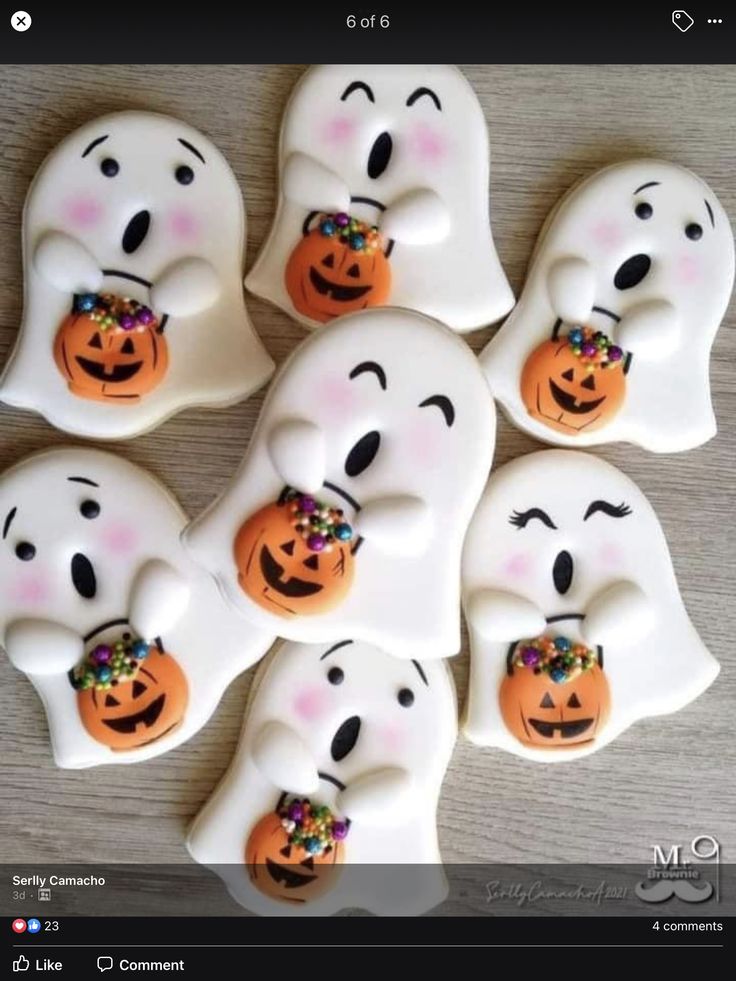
[0,64,734,869]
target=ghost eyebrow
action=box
[3,507,17,540]
[349,361,387,390]
[705,200,715,228]
[633,181,661,195]
[406,87,442,111]
[178,138,206,164]
[319,640,354,661]
[509,508,557,530]
[67,476,100,487]
[419,394,455,427]
[584,500,632,521]
[411,660,429,686]
[340,80,375,103]
[82,135,109,158]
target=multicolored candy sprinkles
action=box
[316,212,383,255]
[279,798,349,857]
[71,634,153,692]
[511,635,599,684]
[73,293,159,334]
[286,490,354,554]
[565,326,624,371]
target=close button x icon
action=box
[11,11,33,32]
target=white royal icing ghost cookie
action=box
[0,447,274,767]
[184,308,495,658]
[0,111,274,439]
[245,64,513,332]
[462,450,719,761]
[187,639,457,916]
[480,160,735,453]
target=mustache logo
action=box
[635,879,714,903]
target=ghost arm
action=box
[33,232,103,294]
[614,301,680,361]
[380,189,451,245]
[266,419,326,494]
[150,258,221,317]
[581,581,657,647]
[251,721,320,795]
[337,768,413,824]
[356,496,430,555]
[128,560,191,641]
[3,619,84,676]
[546,257,596,324]
[282,152,350,213]
[464,588,546,641]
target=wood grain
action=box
[0,64,734,868]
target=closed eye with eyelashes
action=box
[583,500,632,521]
[509,508,557,530]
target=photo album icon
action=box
[672,10,695,32]
[636,834,720,903]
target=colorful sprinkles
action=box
[317,212,383,255]
[279,798,348,857]
[287,490,354,554]
[73,293,159,334]
[512,635,598,684]
[565,326,623,371]
[71,634,152,692]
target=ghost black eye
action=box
[175,165,194,185]
[15,542,36,561]
[685,223,703,241]
[398,688,414,708]
[80,499,101,520]
[327,666,344,685]
[635,202,653,220]
[100,158,119,178]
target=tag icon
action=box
[672,10,694,32]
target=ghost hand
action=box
[546,257,596,325]
[4,619,84,676]
[151,258,221,317]
[357,496,430,555]
[283,152,350,213]
[337,768,413,824]
[380,189,451,245]
[465,588,546,641]
[128,560,190,641]
[615,300,680,360]
[252,721,319,795]
[581,581,656,647]
[34,232,103,294]
[267,419,326,494]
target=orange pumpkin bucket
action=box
[54,293,168,402]
[245,796,348,904]
[285,212,391,323]
[520,327,626,435]
[72,635,188,751]
[500,634,611,749]
[234,490,356,618]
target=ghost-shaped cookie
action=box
[245,64,513,332]
[187,638,457,916]
[462,450,719,761]
[480,160,735,453]
[0,111,274,439]
[184,308,495,659]
[0,447,274,767]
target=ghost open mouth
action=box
[75,356,143,384]
[308,267,372,302]
[527,717,594,739]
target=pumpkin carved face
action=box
[77,647,189,751]
[234,495,355,618]
[500,658,611,749]
[520,330,626,435]
[285,213,391,323]
[245,800,346,904]
[54,295,168,402]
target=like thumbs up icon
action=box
[13,954,30,972]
